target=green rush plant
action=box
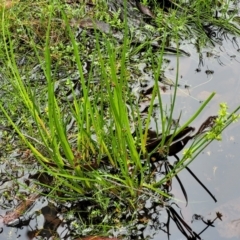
[1,0,240,236]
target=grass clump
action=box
[0,0,240,239]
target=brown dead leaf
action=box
[71,18,111,34]
[135,1,155,18]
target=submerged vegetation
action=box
[0,0,240,239]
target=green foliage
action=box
[1,0,240,237]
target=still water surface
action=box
[153,36,240,240]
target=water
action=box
[152,36,240,239]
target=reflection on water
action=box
[155,33,240,239]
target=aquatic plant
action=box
[0,0,240,239]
